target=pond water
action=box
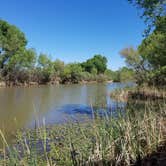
[0,82,133,142]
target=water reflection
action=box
[0,82,133,143]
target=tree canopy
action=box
[0,19,113,85]
[81,55,107,74]
[128,0,166,34]
[0,20,27,68]
[121,1,166,86]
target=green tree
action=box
[38,53,51,68]
[128,1,166,86]
[52,59,64,76]
[128,0,166,34]
[7,48,36,70]
[61,63,82,84]
[0,20,38,84]
[81,60,94,73]
[0,19,27,69]
[7,48,36,83]
[37,54,53,83]
[104,69,115,80]
[138,16,166,85]
[82,55,107,74]
[120,47,149,84]
[139,16,166,69]
[92,55,107,74]
[118,67,134,82]
[112,71,121,82]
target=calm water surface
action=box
[0,82,133,142]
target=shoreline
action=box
[0,80,113,88]
[110,86,166,101]
[0,98,165,165]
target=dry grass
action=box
[0,96,165,165]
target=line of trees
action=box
[1,1,165,87]
[0,19,134,86]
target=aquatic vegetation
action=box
[0,99,165,165]
[110,86,166,102]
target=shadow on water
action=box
[0,82,134,144]
[28,101,126,128]
[58,102,125,119]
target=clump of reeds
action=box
[110,86,166,102]
[0,101,165,165]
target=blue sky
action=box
[0,0,145,70]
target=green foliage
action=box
[120,17,166,86]
[120,47,148,84]
[38,53,51,68]
[53,59,64,76]
[61,63,83,84]
[127,1,166,86]
[120,47,141,69]
[104,69,119,81]
[0,19,27,69]
[139,32,166,68]
[128,0,166,34]
[81,61,94,73]
[0,99,165,165]
[128,0,166,19]
[0,19,135,85]
[91,55,107,74]
[80,71,94,81]
[139,16,166,86]
[7,48,36,70]
[104,69,113,81]
[0,20,38,84]
[0,19,113,85]
[148,66,166,86]
[105,67,134,83]
[118,67,135,82]
[96,74,107,83]
[37,54,54,83]
[139,16,166,69]
[82,55,107,74]
[91,67,98,75]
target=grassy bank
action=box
[0,79,113,88]
[0,98,165,165]
[110,86,166,102]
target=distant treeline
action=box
[1,10,165,87]
[0,20,134,86]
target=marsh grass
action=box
[110,86,166,102]
[0,100,165,166]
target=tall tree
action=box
[82,55,107,74]
[37,54,53,83]
[38,53,51,68]
[139,16,166,69]
[0,20,27,69]
[127,0,166,86]
[138,16,166,85]
[120,47,149,84]
[61,63,82,83]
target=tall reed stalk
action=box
[0,100,165,165]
